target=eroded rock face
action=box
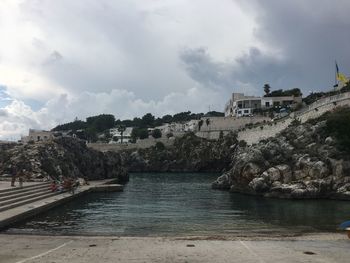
[212,120,350,200]
[122,132,238,173]
[0,138,129,183]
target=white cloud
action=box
[0,86,225,140]
[0,0,258,139]
[0,0,349,139]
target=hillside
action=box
[212,107,350,200]
[0,137,128,183]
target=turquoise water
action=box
[6,173,350,236]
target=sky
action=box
[0,0,349,140]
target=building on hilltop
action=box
[109,127,133,144]
[153,120,199,137]
[20,129,54,143]
[224,92,302,117]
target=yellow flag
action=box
[337,72,349,84]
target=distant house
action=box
[224,92,302,117]
[109,127,133,144]
[21,129,54,143]
[153,120,199,136]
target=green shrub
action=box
[155,142,165,150]
[152,129,162,139]
[325,107,350,151]
[238,140,247,148]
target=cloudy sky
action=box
[0,0,349,140]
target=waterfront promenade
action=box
[0,233,348,263]
[0,179,122,230]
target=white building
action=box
[183,120,199,132]
[109,127,133,144]
[224,93,302,117]
[21,129,54,143]
[154,120,199,136]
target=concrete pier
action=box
[91,184,124,192]
[0,179,123,230]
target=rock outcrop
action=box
[0,137,128,183]
[121,132,238,173]
[212,118,350,200]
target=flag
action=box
[337,72,349,84]
[335,61,349,84]
[336,61,339,75]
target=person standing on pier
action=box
[10,165,17,187]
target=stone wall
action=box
[295,92,350,123]
[237,117,292,144]
[196,116,270,140]
[237,92,350,145]
[88,137,174,152]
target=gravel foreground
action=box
[0,233,349,263]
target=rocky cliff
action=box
[0,137,128,183]
[212,108,350,200]
[121,132,238,173]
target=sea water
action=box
[6,173,350,236]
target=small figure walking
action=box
[19,175,24,188]
[11,166,17,187]
[18,169,25,188]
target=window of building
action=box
[265,102,270,107]
[244,110,249,113]
[238,110,242,114]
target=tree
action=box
[138,128,149,139]
[166,132,174,139]
[117,125,126,143]
[152,129,162,139]
[161,114,173,123]
[52,120,87,131]
[325,108,350,151]
[205,118,210,126]
[198,120,204,131]
[263,84,271,96]
[85,127,97,143]
[131,127,149,140]
[155,141,165,150]
[86,114,115,133]
[206,111,224,117]
[141,113,155,127]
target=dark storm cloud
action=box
[180,46,299,95]
[240,0,350,92]
[181,0,350,95]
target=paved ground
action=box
[0,233,349,263]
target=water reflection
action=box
[5,173,350,236]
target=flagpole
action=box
[335,61,337,86]
[334,60,339,90]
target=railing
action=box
[295,92,350,116]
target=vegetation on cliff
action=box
[51,111,224,142]
[212,107,350,200]
[122,132,238,173]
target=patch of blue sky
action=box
[0,85,12,108]
[0,85,44,110]
[23,98,44,111]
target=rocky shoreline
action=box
[121,132,237,173]
[212,111,350,200]
[0,137,129,183]
[2,108,350,200]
